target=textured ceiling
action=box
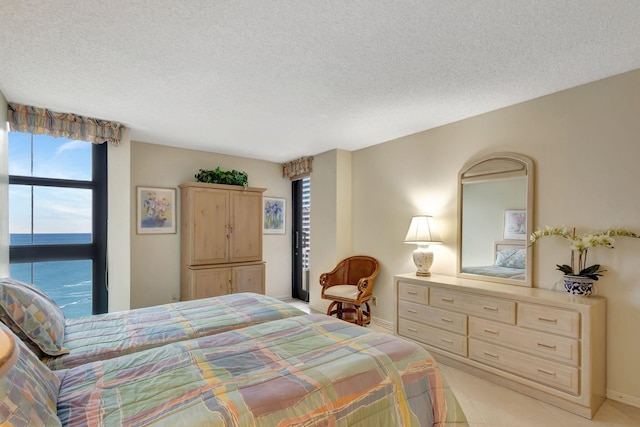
[1,1,640,163]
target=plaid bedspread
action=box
[45,293,305,370]
[56,314,468,426]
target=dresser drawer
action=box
[398,318,467,356]
[397,281,428,304]
[469,339,579,394]
[469,317,579,366]
[398,300,467,334]
[430,288,516,324]
[518,303,581,338]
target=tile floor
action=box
[285,299,640,426]
[287,299,312,314]
[440,363,640,426]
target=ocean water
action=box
[9,233,93,319]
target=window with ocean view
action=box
[8,132,107,318]
[9,186,93,244]
[10,259,93,319]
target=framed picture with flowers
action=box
[503,209,526,240]
[136,186,177,234]
[263,197,286,234]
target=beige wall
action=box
[308,149,353,313]
[0,92,8,276]
[345,69,640,404]
[107,131,132,312]
[129,142,291,308]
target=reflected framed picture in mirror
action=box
[503,209,527,240]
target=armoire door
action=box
[233,263,265,294]
[189,188,229,265]
[229,191,263,263]
[190,267,231,299]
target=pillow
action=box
[0,322,61,426]
[495,248,526,269]
[0,278,69,357]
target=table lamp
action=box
[404,215,442,276]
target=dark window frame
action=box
[291,177,310,302]
[9,141,108,314]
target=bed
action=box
[1,315,468,426]
[461,242,526,280]
[0,278,305,370]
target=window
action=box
[8,133,107,318]
[292,177,310,301]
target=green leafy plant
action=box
[530,227,640,280]
[195,167,248,189]
[555,263,605,281]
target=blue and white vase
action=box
[562,275,595,296]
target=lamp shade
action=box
[404,215,442,245]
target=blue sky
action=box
[9,132,93,234]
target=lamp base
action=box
[413,245,434,277]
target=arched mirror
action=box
[457,152,534,287]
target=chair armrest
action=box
[319,273,330,287]
[319,272,341,289]
[357,276,375,296]
[319,259,347,289]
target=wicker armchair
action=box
[319,256,380,326]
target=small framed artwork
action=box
[136,186,177,234]
[503,209,527,240]
[263,197,286,234]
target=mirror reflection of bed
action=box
[461,241,526,280]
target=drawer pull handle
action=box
[483,351,499,359]
[538,317,558,324]
[407,309,418,314]
[484,329,499,335]
[441,338,454,344]
[407,327,418,332]
[483,306,499,312]
[537,368,557,377]
[407,291,418,295]
[441,297,455,303]
[440,318,454,323]
[537,343,557,350]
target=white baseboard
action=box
[607,389,640,408]
[308,303,325,314]
[371,317,394,332]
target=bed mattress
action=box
[56,314,468,426]
[45,293,306,370]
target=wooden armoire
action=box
[179,182,266,300]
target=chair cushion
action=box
[324,285,360,300]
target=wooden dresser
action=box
[179,182,266,300]
[394,273,606,419]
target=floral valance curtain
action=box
[282,156,313,180]
[7,102,124,145]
